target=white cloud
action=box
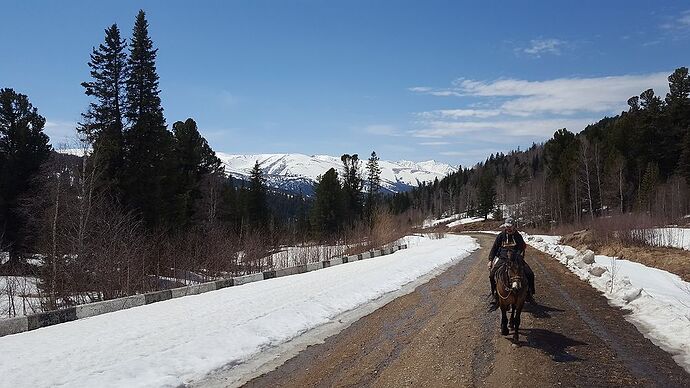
[661,10,690,30]
[413,72,670,116]
[410,118,597,138]
[408,86,432,92]
[419,141,451,146]
[521,38,564,56]
[421,109,502,119]
[44,120,78,145]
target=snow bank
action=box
[447,216,485,228]
[422,213,462,228]
[645,227,690,250]
[525,234,690,373]
[0,234,479,388]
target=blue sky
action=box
[1,1,689,167]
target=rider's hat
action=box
[500,217,514,228]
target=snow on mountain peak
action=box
[216,152,456,194]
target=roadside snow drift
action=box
[526,234,690,373]
[0,234,478,388]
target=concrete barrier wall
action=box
[0,316,28,337]
[76,295,145,319]
[0,243,408,337]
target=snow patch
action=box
[0,234,479,388]
[526,233,690,373]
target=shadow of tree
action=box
[522,328,587,362]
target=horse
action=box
[493,252,529,343]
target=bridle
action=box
[496,256,524,300]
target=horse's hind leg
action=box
[500,305,509,336]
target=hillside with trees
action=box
[389,67,690,228]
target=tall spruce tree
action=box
[122,10,174,227]
[171,118,222,226]
[477,169,496,220]
[80,23,128,189]
[365,151,381,222]
[340,153,363,224]
[311,168,344,236]
[0,89,52,259]
[246,161,268,229]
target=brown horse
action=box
[494,254,529,343]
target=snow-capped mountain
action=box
[217,153,456,195]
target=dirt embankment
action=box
[562,230,690,282]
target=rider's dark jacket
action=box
[488,231,526,262]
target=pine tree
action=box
[0,89,52,259]
[477,169,496,220]
[171,118,222,226]
[311,168,344,236]
[365,151,381,223]
[121,10,174,227]
[79,23,127,189]
[246,161,268,229]
[340,153,363,224]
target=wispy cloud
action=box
[520,38,565,57]
[412,72,670,117]
[44,120,78,145]
[411,118,597,138]
[661,9,690,31]
[419,141,451,146]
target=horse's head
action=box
[507,253,525,291]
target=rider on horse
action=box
[488,217,535,303]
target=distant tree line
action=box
[389,67,690,227]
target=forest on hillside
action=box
[390,66,690,228]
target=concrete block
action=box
[144,290,172,304]
[75,294,145,319]
[170,282,217,298]
[233,273,264,286]
[263,270,276,280]
[379,249,385,256]
[329,257,344,266]
[0,316,28,337]
[275,266,299,278]
[27,307,77,331]
[306,262,322,272]
[360,251,372,259]
[369,250,377,258]
[357,253,363,260]
[214,278,234,290]
[322,260,331,268]
[348,255,359,262]
[400,244,407,249]
[341,257,349,264]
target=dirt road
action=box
[244,234,689,387]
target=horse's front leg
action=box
[509,304,515,329]
[513,299,525,344]
[500,305,509,336]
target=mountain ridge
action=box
[217,152,457,195]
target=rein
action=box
[495,261,523,300]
